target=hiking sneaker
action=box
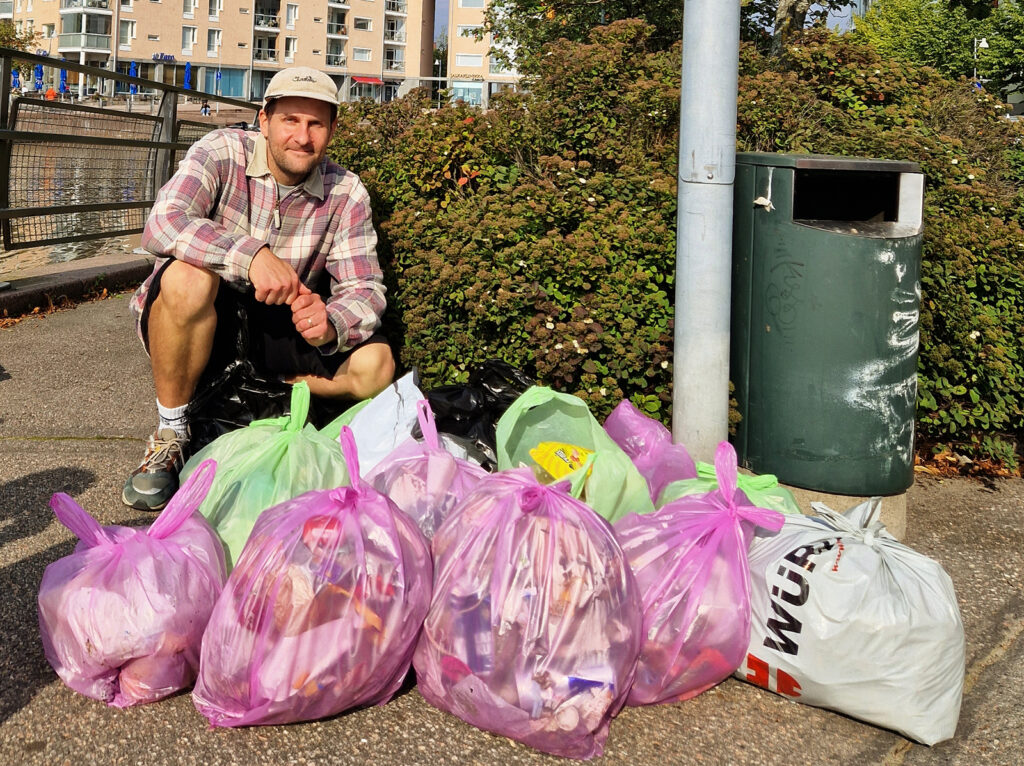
[122,427,189,511]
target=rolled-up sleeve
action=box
[323,180,386,354]
[141,132,267,285]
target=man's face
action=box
[259,96,337,186]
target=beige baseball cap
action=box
[263,66,339,106]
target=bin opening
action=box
[791,168,923,238]
[793,169,899,222]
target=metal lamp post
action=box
[973,37,988,81]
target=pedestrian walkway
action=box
[0,278,1020,765]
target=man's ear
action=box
[258,108,270,137]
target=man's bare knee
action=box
[153,260,219,321]
[343,341,395,400]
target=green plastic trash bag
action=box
[495,386,654,523]
[180,382,349,570]
[656,462,802,515]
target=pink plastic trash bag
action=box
[366,399,489,539]
[38,460,226,707]
[193,427,432,727]
[603,399,697,503]
[416,469,642,760]
[614,442,784,706]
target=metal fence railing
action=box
[0,47,260,254]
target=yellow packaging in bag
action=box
[529,442,594,482]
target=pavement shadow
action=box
[0,468,95,547]
[0,540,76,724]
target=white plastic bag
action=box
[737,498,965,745]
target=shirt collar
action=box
[245,133,326,200]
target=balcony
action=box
[326,53,346,67]
[58,32,112,50]
[384,59,404,73]
[327,1,350,8]
[0,1,13,17]
[254,12,279,29]
[385,0,406,14]
[383,29,406,44]
[327,22,347,36]
[60,0,110,9]
[254,48,278,62]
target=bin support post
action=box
[671,0,740,461]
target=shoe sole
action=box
[121,488,169,512]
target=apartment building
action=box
[2,0,434,102]
[446,0,516,106]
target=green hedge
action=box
[329,20,1024,470]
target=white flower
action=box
[587,197,596,203]
[970,330,981,340]
[660,360,669,369]
[968,174,975,180]
[951,159,959,165]
[583,318,593,324]
[578,178,588,184]
[545,321,554,329]
[555,343,563,350]
[600,387,607,396]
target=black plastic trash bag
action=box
[418,360,534,469]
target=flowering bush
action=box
[330,22,1024,469]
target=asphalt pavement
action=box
[0,256,1020,765]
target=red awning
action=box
[352,76,385,85]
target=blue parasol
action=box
[11,69,20,89]
[183,61,192,90]
[59,65,68,94]
[129,60,138,95]
[34,64,44,91]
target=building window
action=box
[354,17,371,31]
[148,33,160,40]
[119,19,136,49]
[285,3,298,29]
[26,0,32,9]
[208,0,221,20]
[120,0,132,10]
[458,0,484,7]
[456,24,481,38]
[207,28,221,56]
[284,36,297,63]
[451,80,482,106]
[182,0,195,19]
[353,47,370,62]
[455,53,483,67]
[181,25,197,54]
[42,23,55,38]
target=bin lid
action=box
[736,152,920,174]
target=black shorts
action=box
[140,258,355,381]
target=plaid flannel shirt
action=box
[129,128,385,355]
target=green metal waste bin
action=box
[731,153,924,496]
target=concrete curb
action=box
[0,254,154,317]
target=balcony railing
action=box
[253,48,278,61]
[254,12,279,28]
[58,32,112,50]
[385,0,406,13]
[327,0,350,7]
[60,0,110,8]
[0,0,14,15]
[384,59,404,72]
[327,22,347,35]
[326,53,346,66]
[383,30,406,43]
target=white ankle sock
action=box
[157,400,190,439]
